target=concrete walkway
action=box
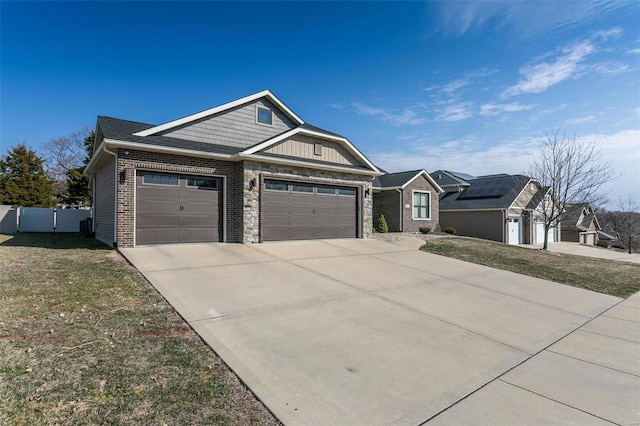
[121,238,639,425]
[530,241,640,263]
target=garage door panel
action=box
[136,172,222,245]
[263,180,357,241]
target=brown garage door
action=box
[136,172,222,245]
[262,180,357,241]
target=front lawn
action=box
[0,233,279,425]
[420,237,640,298]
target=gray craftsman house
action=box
[372,170,444,232]
[559,203,601,245]
[85,90,382,248]
[434,172,559,245]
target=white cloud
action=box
[502,28,628,98]
[436,102,474,122]
[566,114,598,125]
[587,61,630,75]
[502,40,595,97]
[331,102,427,126]
[431,69,498,96]
[480,102,535,116]
[628,48,640,55]
[432,2,628,40]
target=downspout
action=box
[501,209,506,243]
[397,189,403,232]
[101,144,118,248]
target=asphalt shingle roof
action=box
[372,170,423,188]
[439,174,531,211]
[98,116,243,155]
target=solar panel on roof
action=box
[458,176,514,199]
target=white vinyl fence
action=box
[0,206,92,233]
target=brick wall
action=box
[401,175,440,233]
[114,150,373,247]
[372,190,400,232]
[115,149,244,247]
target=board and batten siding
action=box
[264,135,361,166]
[94,157,116,247]
[161,99,296,149]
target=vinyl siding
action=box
[264,135,361,166]
[439,210,504,242]
[94,157,116,247]
[162,99,295,148]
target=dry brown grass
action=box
[0,233,280,425]
[420,237,640,298]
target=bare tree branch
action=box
[529,128,617,250]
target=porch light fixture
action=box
[249,178,257,189]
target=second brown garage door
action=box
[262,179,357,241]
[136,172,222,245]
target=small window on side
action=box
[257,106,273,125]
[314,142,323,156]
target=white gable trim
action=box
[133,90,304,137]
[507,178,539,210]
[237,153,383,176]
[401,170,444,194]
[241,127,382,174]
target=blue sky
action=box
[2,1,639,208]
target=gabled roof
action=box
[439,174,532,211]
[240,126,381,174]
[133,90,304,137]
[560,203,601,232]
[86,92,383,176]
[373,170,444,193]
[525,186,550,210]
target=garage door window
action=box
[265,181,288,191]
[317,186,337,195]
[187,177,218,189]
[143,174,178,186]
[338,188,356,197]
[292,184,313,193]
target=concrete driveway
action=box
[121,238,639,425]
[540,241,640,263]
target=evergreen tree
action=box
[0,143,56,207]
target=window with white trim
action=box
[257,106,273,125]
[413,191,431,219]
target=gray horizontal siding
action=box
[162,99,295,148]
[94,157,116,247]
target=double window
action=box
[413,191,431,219]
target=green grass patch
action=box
[0,233,279,425]
[420,237,640,298]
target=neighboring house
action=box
[85,90,382,248]
[372,170,444,232]
[597,228,622,248]
[437,173,559,245]
[430,170,474,193]
[560,203,601,245]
